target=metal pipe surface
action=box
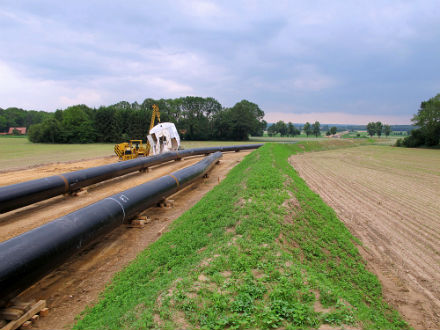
[0,144,262,213]
[0,152,222,302]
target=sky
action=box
[0,1,439,124]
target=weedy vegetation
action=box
[74,141,408,330]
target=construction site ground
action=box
[290,145,440,329]
[0,151,251,329]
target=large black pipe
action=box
[0,152,222,302]
[0,144,262,213]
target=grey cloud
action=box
[0,0,439,123]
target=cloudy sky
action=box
[1,1,439,124]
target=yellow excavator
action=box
[114,105,161,161]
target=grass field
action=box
[0,137,262,170]
[250,136,328,143]
[73,141,407,329]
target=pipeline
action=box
[0,152,222,302]
[0,144,262,214]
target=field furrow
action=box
[290,145,440,329]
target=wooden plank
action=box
[0,309,23,321]
[1,300,45,330]
[10,303,33,313]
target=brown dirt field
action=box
[0,151,251,329]
[289,145,440,329]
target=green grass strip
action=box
[74,142,409,330]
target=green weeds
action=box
[74,141,408,329]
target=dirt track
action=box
[0,151,250,329]
[290,145,440,329]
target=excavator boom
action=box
[114,104,180,160]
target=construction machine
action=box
[114,104,180,161]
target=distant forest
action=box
[1,96,420,144]
[0,97,266,143]
[266,123,413,132]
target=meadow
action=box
[73,141,407,329]
[0,136,261,170]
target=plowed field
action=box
[290,145,440,329]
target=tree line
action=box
[268,121,325,137]
[366,122,391,138]
[0,107,52,132]
[21,97,266,143]
[396,93,440,147]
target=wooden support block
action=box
[158,198,173,208]
[30,315,39,322]
[19,321,31,330]
[39,308,49,317]
[127,219,145,228]
[1,300,45,330]
[69,189,87,197]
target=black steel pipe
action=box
[0,144,262,213]
[0,152,222,302]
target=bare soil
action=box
[0,151,250,329]
[290,145,440,329]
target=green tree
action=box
[287,122,300,137]
[94,107,121,142]
[212,110,232,140]
[28,118,63,143]
[303,122,312,137]
[367,122,376,137]
[0,115,7,132]
[383,124,391,137]
[275,121,287,136]
[375,121,383,138]
[313,121,321,137]
[176,96,222,140]
[330,126,337,135]
[228,100,265,140]
[412,93,440,146]
[62,105,96,143]
[287,122,294,136]
[267,124,276,137]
